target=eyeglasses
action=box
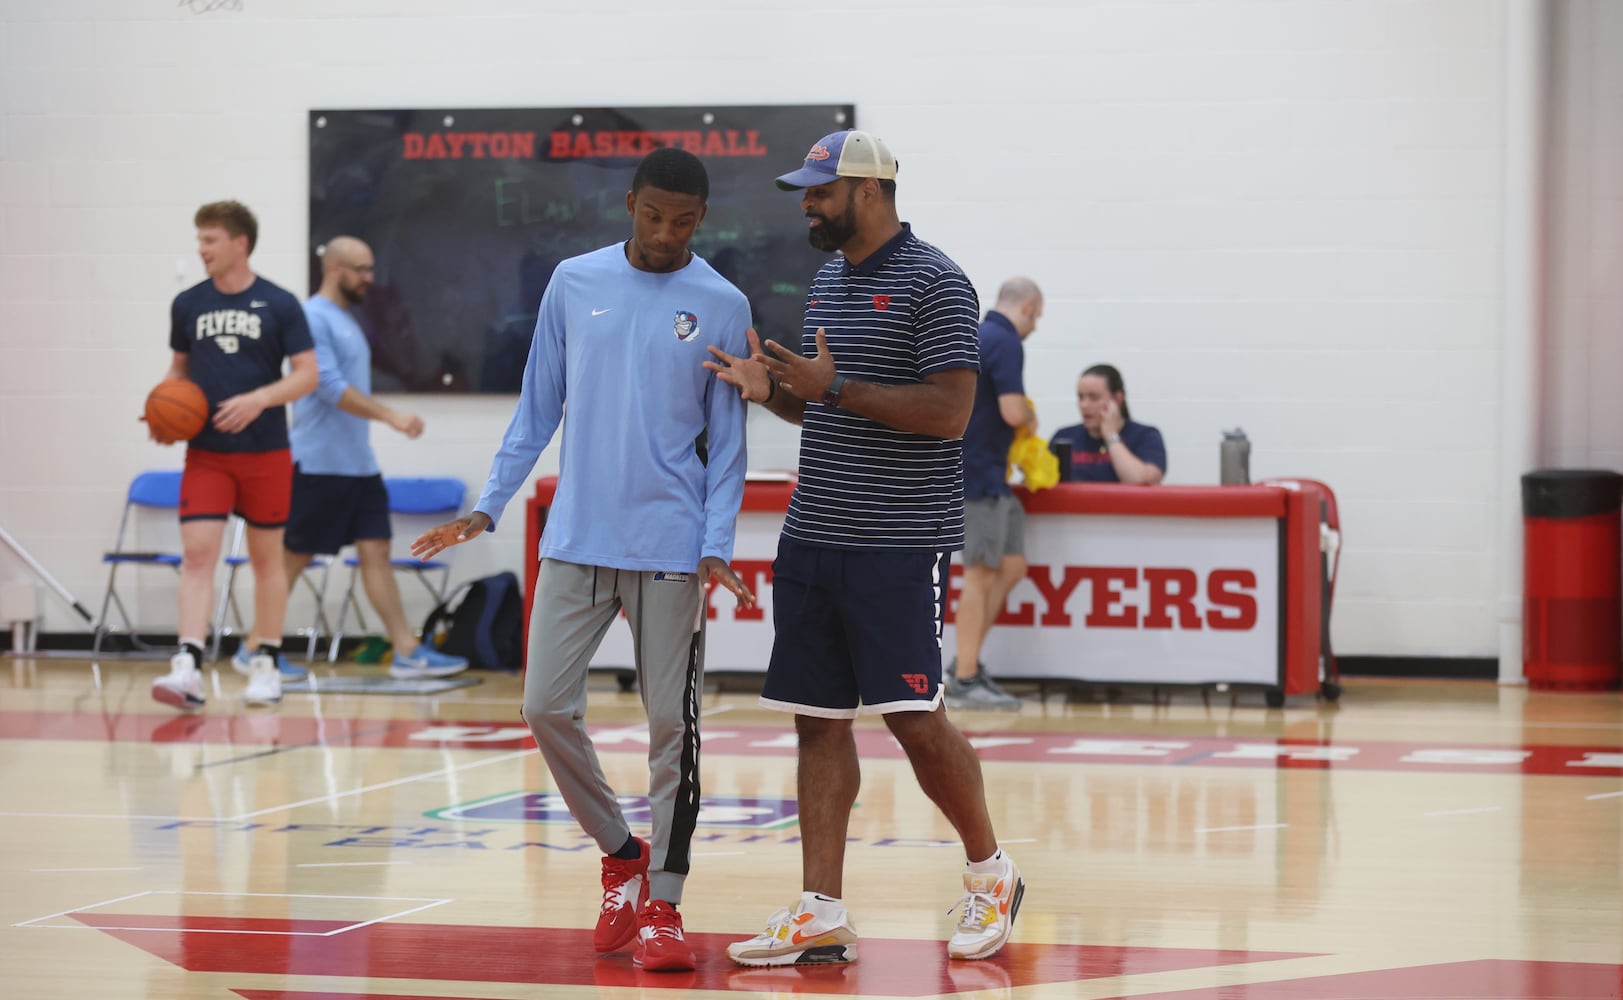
[342,264,375,275]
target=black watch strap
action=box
[822,373,847,408]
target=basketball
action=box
[144,379,210,441]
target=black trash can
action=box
[1522,469,1623,691]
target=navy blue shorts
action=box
[760,537,949,718]
[284,470,391,555]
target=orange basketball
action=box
[144,379,210,441]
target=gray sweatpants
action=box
[521,558,705,904]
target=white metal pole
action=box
[1496,0,1548,685]
[0,523,95,624]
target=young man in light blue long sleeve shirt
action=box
[411,148,755,973]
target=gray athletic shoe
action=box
[947,658,1019,699]
[977,671,1017,699]
[945,672,1022,711]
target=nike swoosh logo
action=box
[249,300,268,308]
[592,308,611,316]
[790,929,827,945]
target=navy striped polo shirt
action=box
[784,223,981,551]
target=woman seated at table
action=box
[1049,364,1166,484]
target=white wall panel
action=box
[1,0,1612,663]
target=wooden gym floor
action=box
[1,654,1620,999]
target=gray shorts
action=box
[962,495,1027,569]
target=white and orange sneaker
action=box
[948,853,1024,959]
[727,894,858,966]
[594,838,650,953]
[633,899,695,972]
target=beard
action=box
[340,281,368,306]
[806,187,859,252]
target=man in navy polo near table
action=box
[705,129,1024,967]
[951,276,1044,711]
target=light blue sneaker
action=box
[390,645,469,679]
[232,645,309,681]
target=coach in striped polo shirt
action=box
[706,130,1024,967]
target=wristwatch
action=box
[1105,433,1122,445]
[822,373,846,408]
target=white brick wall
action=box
[0,0,1614,660]
[1544,0,1623,473]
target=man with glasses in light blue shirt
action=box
[245,235,467,679]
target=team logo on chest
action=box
[673,311,701,342]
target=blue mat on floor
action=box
[281,674,483,695]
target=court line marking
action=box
[27,925,325,935]
[227,704,738,821]
[3,704,759,827]
[323,897,451,936]
[14,889,156,927]
[0,812,202,822]
[1422,806,1503,817]
[296,861,411,868]
[230,748,536,820]
[1585,790,1623,800]
[1196,823,1288,833]
[15,889,452,935]
[200,722,401,769]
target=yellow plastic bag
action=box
[1007,406,1060,491]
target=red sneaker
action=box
[593,838,650,953]
[633,900,696,972]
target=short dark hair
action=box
[194,200,258,254]
[878,178,897,200]
[632,147,709,201]
[1083,363,1132,422]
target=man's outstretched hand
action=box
[411,511,493,560]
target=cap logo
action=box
[805,143,831,162]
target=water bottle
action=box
[1220,428,1251,485]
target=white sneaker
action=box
[151,652,205,710]
[727,896,858,967]
[244,654,282,706]
[232,644,308,681]
[948,853,1024,960]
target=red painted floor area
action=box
[6,708,1621,776]
[77,913,1311,996]
[224,959,1623,1000]
[1101,958,1623,999]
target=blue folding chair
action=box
[325,476,466,660]
[208,517,341,662]
[91,470,184,656]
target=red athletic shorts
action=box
[180,448,293,528]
